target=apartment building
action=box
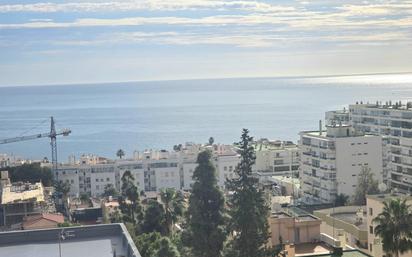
[350,102,412,194]
[253,139,299,177]
[56,144,240,197]
[325,109,350,126]
[300,123,383,204]
[366,194,412,257]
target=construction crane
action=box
[0,117,71,172]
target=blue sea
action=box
[1,73,412,160]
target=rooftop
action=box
[0,223,140,257]
[367,193,412,203]
[351,102,412,111]
[1,182,44,204]
[301,249,372,257]
[252,140,297,151]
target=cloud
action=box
[0,1,296,13]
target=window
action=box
[369,226,373,234]
[369,244,373,252]
[106,178,110,181]
[96,179,99,182]
[224,166,227,171]
[369,208,373,216]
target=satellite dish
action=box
[378,183,387,192]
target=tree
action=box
[142,200,166,234]
[119,170,143,225]
[135,232,162,257]
[116,149,125,159]
[54,180,70,199]
[208,137,214,145]
[103,184,119,197]
[160,188,184,236]
[353,166,379,205]
[225,129,271,257]
[374,199,412,257]
[79,192,89,203]
[183,150,226,257]
[154,237,180,257]
[6,163,53,186]
[335,193,349,207]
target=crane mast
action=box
[50,116,58,172]
[0,117,71,172]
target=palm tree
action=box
[373,199,412,257]
[160,188,184,236]
[116,149,125,159]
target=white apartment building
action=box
[252,140,299,177]
[300,124,383,204]
[56,144,240,197]
[350,102,412,194]
[325,109,350,126]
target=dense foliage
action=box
[183,150,226,257]
[225,129,271,257]
[374,199,412,257]
[353,166,379,205]
[5,163,53,186]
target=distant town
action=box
[1,101,412,257]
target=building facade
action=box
[366,194,412,257]
[300,124,383,204]
[56,144,240,197]
[253,140,300,177]
[350,102,412,194]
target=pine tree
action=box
[154,237,181,257]
[183,150,226,257]
[225,129,271,257]
[141,199,166,234]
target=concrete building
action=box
[350,102,412,194]
[253,139,300,177]
[56,143,240,197]
[269,208,321,246]
[314,206,368,250]
[1,181,46,226]
[325,109,350,126]
[0,223,141,257]
[367,194,412,257]
[300,123,383,204]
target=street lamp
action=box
[58,228,75,257]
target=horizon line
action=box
[1,70,412,89]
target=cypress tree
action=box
[183,150,226,257]
[225,129,271,257]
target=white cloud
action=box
[0,1,296,13]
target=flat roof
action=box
[302,249,372,257]
[331,212,367,230]
[367,193,412,202]
[0,224,140,257]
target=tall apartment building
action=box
[252,139,299,177]
[349,102,412,194]
[299,124,383,204]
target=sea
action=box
[1,73,412,160]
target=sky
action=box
[0,0,412,86]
